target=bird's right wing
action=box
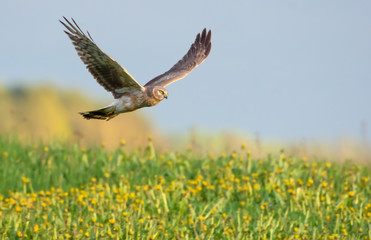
[144,28,211,88]
[60,17,144,98]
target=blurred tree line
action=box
[0,84,369,163]
[0,84,160,149]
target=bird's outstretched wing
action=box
[60,17,144,98]
[144,28,211,88]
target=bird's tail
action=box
[79,106,117,121]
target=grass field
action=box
[0,136,370,239]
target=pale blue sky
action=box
[1,1,370,141]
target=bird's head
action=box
[150,86,168,101]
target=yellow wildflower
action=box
[64,233,72,238]
[21,177,30,184]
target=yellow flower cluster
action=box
[0,140,369,239]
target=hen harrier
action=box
[60,17,211,120]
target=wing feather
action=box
[60,17,144,98]
[144,28,211,88]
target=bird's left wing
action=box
[144,28,211,88]
[60,17,144,98]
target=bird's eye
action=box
[159,90,164,95]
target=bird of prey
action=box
[60,17,212,120]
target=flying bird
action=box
[60,17,211,120]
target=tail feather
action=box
[79,106,117,121]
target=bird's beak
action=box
[164,92,168,99]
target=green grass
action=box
[0,137,370,239]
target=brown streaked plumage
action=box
[60,17,211,120]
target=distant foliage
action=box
[0,86,158,149]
